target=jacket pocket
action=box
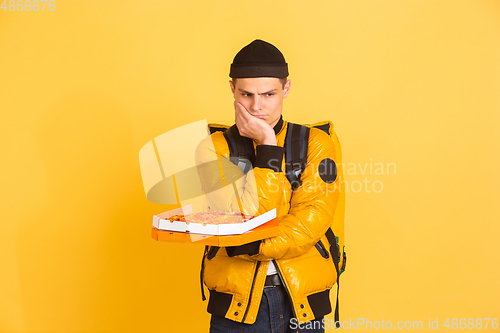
[314,240,330,259]
[207,246,220,260]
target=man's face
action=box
[230,77,291,128]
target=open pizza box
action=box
[151,205,279,246]
[140,120,280,246]
[153,204,276,235]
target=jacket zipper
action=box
[273,259,297,321]
[241,261,261,323]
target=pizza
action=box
[167,211,254,225]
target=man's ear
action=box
[229,80,236,96]
[283,79,291,98]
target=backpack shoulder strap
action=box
[325,227,341,326]
[284,122,310,190]
[207,122,256,174]
[284,120,336,190]
[222,125,255,174]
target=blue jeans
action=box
[210,285,325,333]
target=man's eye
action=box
[266,93,275,97]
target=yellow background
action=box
[1,0,499,332]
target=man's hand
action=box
[234,102,277,146]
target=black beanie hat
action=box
[229,39,289,78]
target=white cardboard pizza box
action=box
[152,205,277,236]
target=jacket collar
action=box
[273,115,284,135]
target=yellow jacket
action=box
[195,117,345,324]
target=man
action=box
[197,39,343,333]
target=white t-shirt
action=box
[267,259,277,275]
